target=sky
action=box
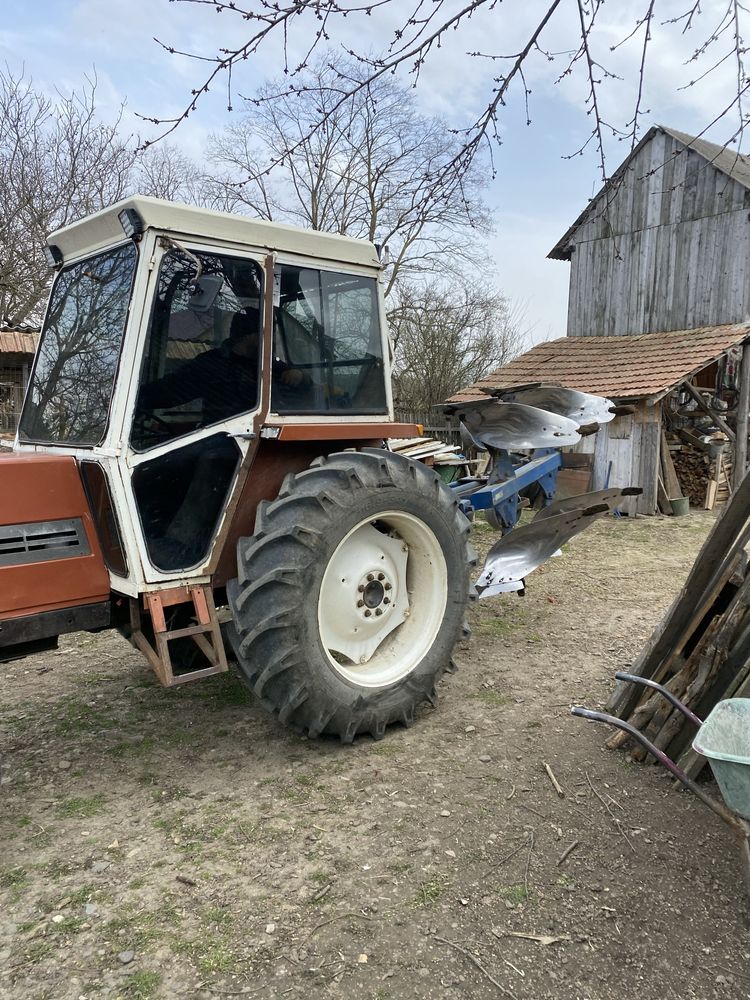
[2,0,747,347]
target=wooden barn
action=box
[0,325,38,437]
[452,125,750,513]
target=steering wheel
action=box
[132,407,176,447]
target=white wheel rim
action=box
[318,510,448,688]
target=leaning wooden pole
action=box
[734,340,750,490]
[606,466,750,716]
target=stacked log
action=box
[606,472,750,779]
[672,447,712,506]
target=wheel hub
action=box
[318,521,409,667]
[318,509,448,689]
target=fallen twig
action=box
[516,802,549,821]
[556,840,579,866]
[308,911,373,938]
[311,882,333,902]
[523,830,535,899]
[433,936,517,999]
[493,929,570,946]
[585,771,636,853]
[543,762,565,798]
[192,984,269,995]
[483,840,527,876]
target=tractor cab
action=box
[13,197,399,594]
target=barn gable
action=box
[549,127,750,337]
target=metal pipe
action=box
[613,672,703,727]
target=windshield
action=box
[131,248,263,451]
[19,242,137,446]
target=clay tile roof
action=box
[0,328,38,355]
[448,324,750,403]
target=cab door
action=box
[123,244,266,579]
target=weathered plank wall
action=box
[566,130,750,337]
[570,400,662,514]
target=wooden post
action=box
[735,342,750,490]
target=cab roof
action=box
[48,196,382,269]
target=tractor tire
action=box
[226,448,474,742]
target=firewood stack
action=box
[671,446,713,506]
[606,472,750,779]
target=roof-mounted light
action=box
[44,244,64,269]
[118,207,145,241]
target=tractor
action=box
[0,197,632,741]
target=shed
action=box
[0,325,38,436]
[448,323,750,515]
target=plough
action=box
[440,386,642,598]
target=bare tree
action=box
[134,143,225,208]
[149,1,750,186]
[0,68,137,327]
[389,278,527,412]
[205,57,491,297]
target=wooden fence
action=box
[394,408,462,448]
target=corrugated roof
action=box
[662,126,750,190]
[0,330,38,355]
[448,324,750,403]
[549,125,750,261]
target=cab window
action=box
[272,265,387,414]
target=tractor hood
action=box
[0,452,110,657]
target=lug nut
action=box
[375,608,383,616]
[384,597,391,605]
[384,582,392,591]
[377,572,385,581]
[367,573,375,582]
[357,599,364,607]
[364,609,372,617]
[358,584,365,592]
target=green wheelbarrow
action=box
[573,672,750,898]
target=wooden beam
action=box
[681,380,735,442]
[606,467,750,715]
[735,342,750,489]
[660,429,682,499]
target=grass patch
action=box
[415,872,451,906]
[206,906,233,927]
[478,616,523,639]
[56,794,106,819]
[0,866,29,889]
[106,736,157,758]
[175,935,238,975]
[53,698,116,736]
[122,971,162,999]
[16,939,52,964]
[471,690,510,708]
[49,915,85,935]
[499,883,529,904]
[48,884,98,910]
[370,741,402,757]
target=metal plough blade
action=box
[489,386,616,428]
[460,401,582,451]
[474,503,609,598]
[533,487,643,522]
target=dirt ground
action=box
[2,510,750,1000]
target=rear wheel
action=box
[226,449,473,742]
